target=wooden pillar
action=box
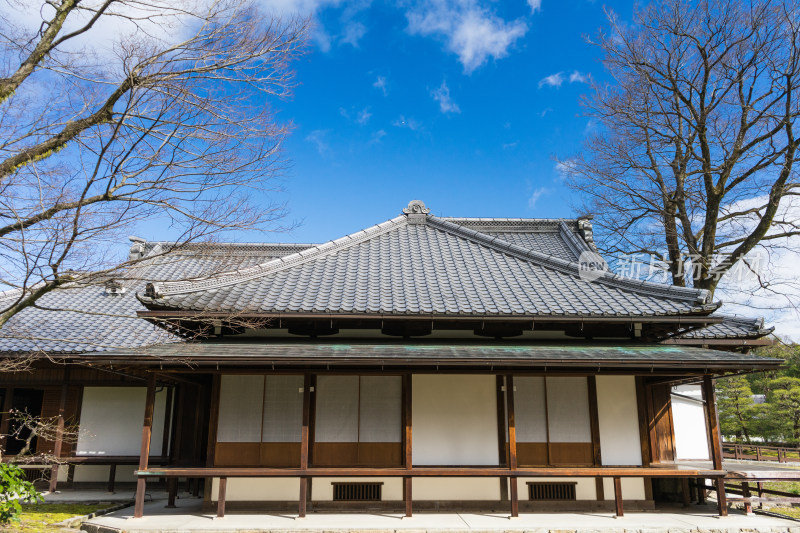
[107,464,117,493]
[48,378,69,493]
[681,477,691,507]
[404,373,413,517]
[496,375,509,501]
[298,373,312,518]
[0,387,14,453]
[133,373,157,519]
[217,476,227,518]
[742,481,752,515]
[204,376,220,504]
[613,476,623,516]
[167,478,177,508]
[161,386,173,458]
[702,375,727,517]
[506,375,518,518]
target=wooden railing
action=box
[722,443,800,463]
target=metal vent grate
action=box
[332,482,383,501]
[527,482,577,501]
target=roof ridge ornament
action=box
[403,200,430,225]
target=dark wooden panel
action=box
[313,442,358,466]
[517,442,548,466]
[260,442,301,467]
[214,442,261,466]
[647,383,675,463]
[36,387,80,456]
[548,442,593,466]
[358,442,402,466]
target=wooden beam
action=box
[403,373,412,517]
[48,376,69,493]
[613,476,623,516]
[299,373,311,518]
[133,373,156,519]
[702,375,727,517]
[506,375,518,518]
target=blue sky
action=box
[255,0,634,244]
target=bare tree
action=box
[563,0,800,300]
[0,0,308,326]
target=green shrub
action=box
[0,463,42,524]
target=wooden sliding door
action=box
[313,375,402,467]
[215,374,304,467]
[513,376,594,466]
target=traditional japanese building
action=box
[0,200,779,519]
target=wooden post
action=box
[404,373,413,518]
[48,379,69,493]
[107,464,117,493]
[0,387,14,453]
[681,477,691,507]
[217,476,227,518]
[204,376,220,504]
[613,476,623,517]
[506,375,518,518]
[756,447,762,461]
[167,478,177,508]
[588,376,603,467]
[161,386,173,458]
[702,375,727,517]
[133,373,157,519]
[298,373,311,518]
[496,375,509,501]
[742,481,752,515]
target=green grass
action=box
[761,481,800,495]
[1,502,113,532]
[768,506,800,520]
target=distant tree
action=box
[717,375,756,442]
[766,377,800,442]
[0,0,308,328]
[564,0,800,302]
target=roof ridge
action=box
[141,216,408,299]
[427,216,715,307]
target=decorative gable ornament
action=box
[403,200,430,224]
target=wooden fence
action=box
[722,443,800,463]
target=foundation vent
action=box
[332,482,383,501]
[527,481,577,501]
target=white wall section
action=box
[672,385,710,460]
[595,376,642,466]
[412,374,498,465]
[76,387,166,456]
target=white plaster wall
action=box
[76,387,168,456]
[672,386,710,460]
[602,477,646,501]
[414,478,500,500]
[412,374,498,465]
[311,477,403,501]
[516,477,597,500]
[595,376,642,466]
[211,478,299,501]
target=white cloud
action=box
[539,107,553,117]
[538,72,564,88]
[406,0,528,74]
[569,70,590,83]
[370,129,387,143]
[528,187,550,209]
[527,0,542,12]
[340,106,372,125]
[341,21,367,47]
[373,76,388,96]
[554,159,577,180]
[305,129,331,155]
[502,141,518,149]
[431,80,461,114]
[392,115,422,131]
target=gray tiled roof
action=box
[678,315,775,339]
[140,213,715,316]
[0,243,310,354]
[83,341,782,371]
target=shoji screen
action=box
[313,375,402,466]
[215,374,304,466]
[546,377,593,465]
[513,377,548,466]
